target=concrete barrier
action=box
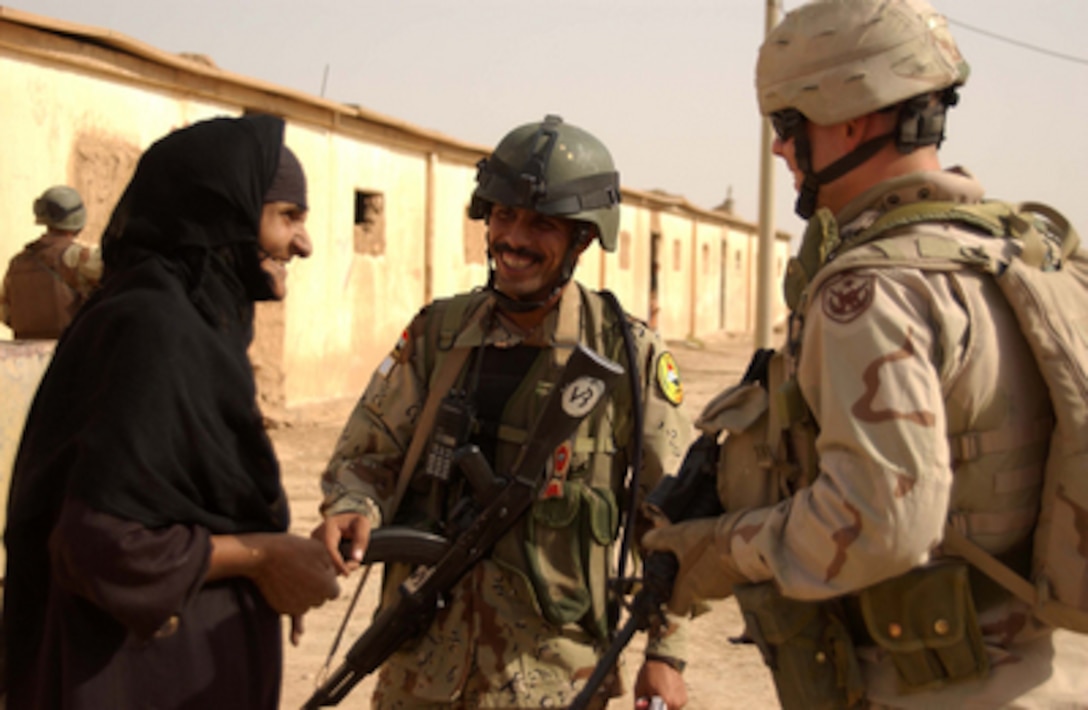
[0,340,55,572]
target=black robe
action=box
[4,114,291,709]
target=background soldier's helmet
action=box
[756,0,970,124]
[468,115,622,252]
[33,185,87,232]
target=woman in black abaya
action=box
[3,114,338,709]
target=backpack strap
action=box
[796,199,1081,312]
[390,293,492,520]
[848,199,1080,271]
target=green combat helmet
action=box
[33,185,87,232]
[468,114,621,252]
[755,0,970,218]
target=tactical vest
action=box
[402,285,637,639]
[794,200,1088,633]
[5,238,82,339]
[715,200,1087,706]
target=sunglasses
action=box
[770,109,806,142]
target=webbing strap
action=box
[942,525,1088,632]
[947,417,1053,463]
[388,345,473,520]
[942,524,1039,608]
[391,296,494,518]
[493,423,606,454]
[950,508,1037,537]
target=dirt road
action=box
[272,332,779,709]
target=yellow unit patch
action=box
[655,351,684,406]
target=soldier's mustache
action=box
[491,243,543,263]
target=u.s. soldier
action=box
[1,185,102,339]
[644,0,1086,707]
[313,115,693,709]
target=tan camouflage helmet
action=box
[756,0,970,125]
[33,185,87,232]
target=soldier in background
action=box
[0,185,102,339]
[644,0,1085,707]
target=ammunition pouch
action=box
[735,582,864,710]
[859,561,989,693]
[524,481,619,639]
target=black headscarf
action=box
[102,113,287,312]
[7,114,292,562]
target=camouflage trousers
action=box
[372,664,610,710]
[370,561,618,709]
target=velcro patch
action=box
[656,352,684,406]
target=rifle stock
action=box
[303,344,623,708]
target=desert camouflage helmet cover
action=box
[756,0,970,125]
[33,185,87,232]
[469,115,622,251]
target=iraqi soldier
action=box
[0,185,102,339]
[312,115,693,709]
[643,0,1086,707]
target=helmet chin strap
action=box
[793,131,894,219]
[793,92,956,219]
[485,239,582,314]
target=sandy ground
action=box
[271,332,780,710]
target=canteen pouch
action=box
[859,561,989,693]
[735,582,865,710]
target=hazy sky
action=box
[15,0,1088,239]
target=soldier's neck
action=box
[498,293,563,334]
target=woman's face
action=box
[257,201,312,300]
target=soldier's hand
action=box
[311,512,372,576]
[248,533,340,616]
[635,660,687,709]
[641,515,747,616]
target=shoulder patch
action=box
[821,272,875,324]
[655,351,684,406]
[391,328,412,364]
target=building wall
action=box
[0,10,792,411]
[0,46,230,253]
[282,128,434,406]
[0,340,55,571]
[723,232,753,335]
[691,220,724,338]
[653,210,694,341]
[613,207,655,325]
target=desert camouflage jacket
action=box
[322,282,692,706]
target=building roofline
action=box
[0,4,785,238]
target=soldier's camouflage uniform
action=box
[727,168,1087,707]
[322,282,692,708]
[0,232,101,338]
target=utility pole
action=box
[754,0,780,348]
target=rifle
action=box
[303,344,624,708]
[569,347,773,710]
[569,433,723,710]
